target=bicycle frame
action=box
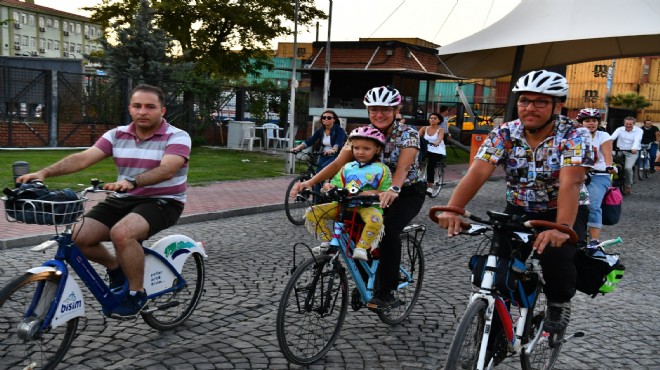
[26,228,207,330]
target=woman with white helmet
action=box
[292,85,425,309]
[436,70,594,334]
[576,108,616,246]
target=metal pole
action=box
[285,0,300,174]
[604,59,616,129]
[322,0,333,110]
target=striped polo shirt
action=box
[94,119,191,203]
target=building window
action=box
[63,21,68,31]
[52,19,58,29]
[30,37,37,48]
[63,41,68,51]
[84,25,89,34]
[21,13,27,24]
[28,15,35,26]
[54,41,60,51]
[76,44,82,53]
[69,43,75,53]
[39,16,45,27]
[22,35,29,46]
[85,44,90,53]
[76,23,81,34]
[13,11,19,23]
[41,38,46,48]
[14,35,21,46]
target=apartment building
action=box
[0,0,101,59]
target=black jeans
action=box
[377,182,426,293]
[425,152,446,184]
[504,204,589,303]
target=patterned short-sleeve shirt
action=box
[369,122,422,186]
[475,116,594,212]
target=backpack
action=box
[574,247,625,298]
[601,186,622,225]
[4,182,82,225]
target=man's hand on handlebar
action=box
[533,229,571,254]
[436,211,464,237]
[16,173,44,184]
[289,180,311,198]
[103,180,134,193]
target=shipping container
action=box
[566,82,639,110]
[648,58,660,83]
[639,83,660,102]
[566,58,643,84]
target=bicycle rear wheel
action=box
[142,253,205,330]
[444,299,488,370]
[520,288,564,370]
[276,255,348,365]
[427,164,444,198]
[378,232,425,324]
[0,272,78,370]
[285,174,313,226]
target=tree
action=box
[608,92,653,111]
[86,0,325,78]
[89,0,173,86]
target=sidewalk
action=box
[0,163,484,249]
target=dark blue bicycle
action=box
[0,180,207,370]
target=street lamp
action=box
[285,0,300,174]
[322,0,333,110]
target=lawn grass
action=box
[1,147,287,190]
[1,145,470,190]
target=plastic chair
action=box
[277,126,297,149]
[239,123,262,151]
[262,123,281,150]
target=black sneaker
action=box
[112,290,148,317]
[107,267,126,291]
[545,301,571,334]
[367,291,402,310]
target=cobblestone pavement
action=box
[0,175,658,369]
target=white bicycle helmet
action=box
[512,70,569,99]
[576,108,601,123]
[363,86,402,107]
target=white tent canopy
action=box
[436,0,660,78]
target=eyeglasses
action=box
[321,116,334,120]
[368,107,395,114]
[517,98,553,108]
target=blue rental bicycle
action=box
[0,179,207,370]
[276,187,425,365]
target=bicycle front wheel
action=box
[142,253,205,331]
[428,164,444,198]
[378,232,425,325]
[0,272,78,370]
[276,255,348,365]
[520,289,564,370]
[444,299,488,370]
[285,174,313,226]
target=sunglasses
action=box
[321,116,334,120]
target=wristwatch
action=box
[125,176,139,188]
[388,186,401,193]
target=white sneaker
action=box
[312,242,331,255]
[352,248,369,261]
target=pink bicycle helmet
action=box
[363,86,402,107]
[576,108,601,123]
[349,126,386,147]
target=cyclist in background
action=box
[610,116,642,194]
[17,84,191,317]
[418,112,447,196]
[292,110,347,171]
[576,108,616,246]
[305,127,391,261]
[640,119,659,174]
[434,70,594,334]
[292,85,425,309]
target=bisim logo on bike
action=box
[61,292,82,313]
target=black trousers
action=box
[425,152,446,184]
[504,204,589,303]
[377,182,426,293]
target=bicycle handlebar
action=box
[301,187,381,206]
[428,205,579,244]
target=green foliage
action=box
[0,148,286,190]
[86,0,325,78]
[608,92,653,111]
[89,0,173,86]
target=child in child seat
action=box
[305,126,392,261]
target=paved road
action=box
[0,175,658,369]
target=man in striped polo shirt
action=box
[17,84,191,317]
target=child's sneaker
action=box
[352,248,369,261]
[311,242,331,255]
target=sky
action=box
[35,0,521,47]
